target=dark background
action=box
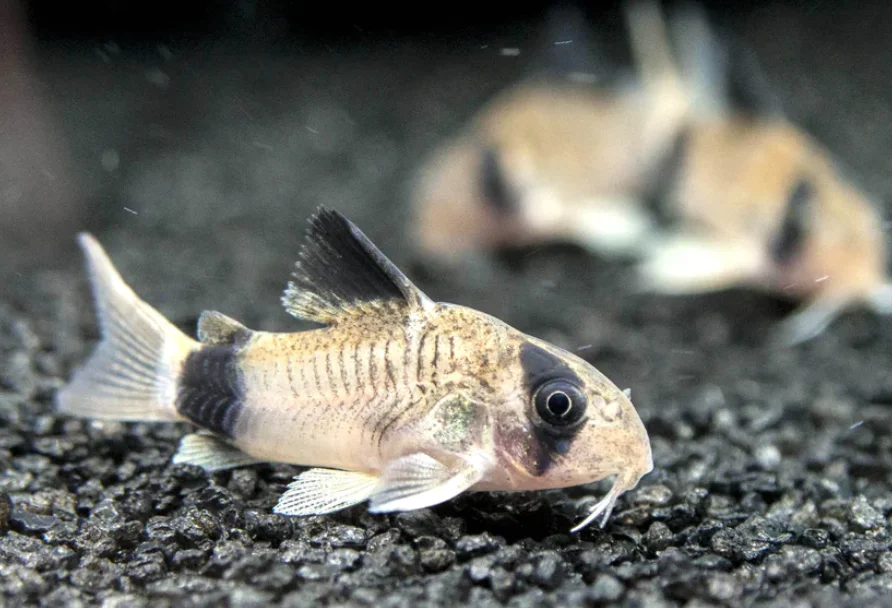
[2,1,891,605]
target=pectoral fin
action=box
[771,296,849,347]
[172,432,260,472]
[273,468,380,516]
[571,199,655,257]
[368,452,488,513]
[637,233,763,294]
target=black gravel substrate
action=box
[2,4,892,606]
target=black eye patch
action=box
[480,147,517,214]
[642,127,691,231]
[771,177,813,264]
[520,342,588,475]
[519,342,581,389]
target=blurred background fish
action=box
[410,1,891,344]
[639,4,892,344]
[411,2,692,261]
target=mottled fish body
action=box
[57,208,652,531]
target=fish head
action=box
[488,334,652,495]
[656,120,890,304]
[647,119,891,344]
[770,166,889,306]
[728,124,892,321]
[411,138,536,262]
[767,166,892,344]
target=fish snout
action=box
[575,409,652,491]
[611,396,654,487]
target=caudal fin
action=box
[56,234,197,421]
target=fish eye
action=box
[533,379,587,429]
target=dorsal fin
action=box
[197,310,251,347]
[771,177,813,264]
[670,4,784,119]
[668,2,729,120]
[723,33,784,118]
[282,207,434,325]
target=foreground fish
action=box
[56,208,652,531]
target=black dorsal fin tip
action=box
[282,207,432,325]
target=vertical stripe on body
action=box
[371,329,419,444]
[176,345,244,438]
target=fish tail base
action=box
[55,234,197,421]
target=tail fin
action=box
[56,234,197,421]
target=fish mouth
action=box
[570,471,641,533]
[569,439,652,533]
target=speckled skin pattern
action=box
[218,302,650,495]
